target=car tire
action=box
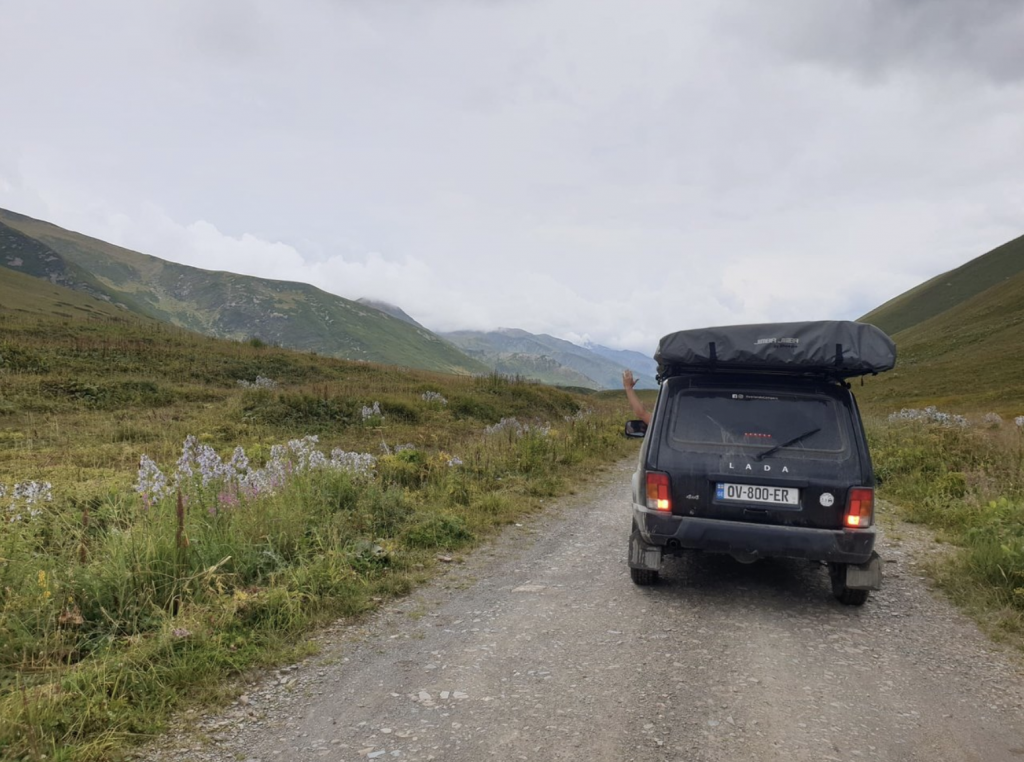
[835,587,869,606]
[829,563,869,606]
[629,524,660,586]
[630,566,659,586]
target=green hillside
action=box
[857,244,1024,415]
[442,328,658,390]
[862,233,1024,336]
[0,265,159,323]
[0,271,617,486]
[0,208,487,376]
[855,238,1024,647]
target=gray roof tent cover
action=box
[655,320,896,379]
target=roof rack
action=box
[654,320,896,382]
[655,365,861,384]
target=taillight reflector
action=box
[646,472,671,512]
[844,487,874,528]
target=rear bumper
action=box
[634,505,875,564]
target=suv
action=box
[626,321,895,606]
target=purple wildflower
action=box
[361,401,383,421]
[4,480,54,522]
[330,449,377,476]
[136,456,169,509]
[175,435,199,480]
[228,446,249,474]
[195,443,227,486]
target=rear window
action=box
[665,388,847,454]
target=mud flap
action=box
[629,530,662,571]
[845,551,882,590]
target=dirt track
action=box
[150,459,1024,762]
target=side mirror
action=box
[624,420,647,438]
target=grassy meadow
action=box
[865,410,1024,641]
[0,283,638,761]
[855,231,1024,643]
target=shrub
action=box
[449,395,499,422]
[379,398,421,424]
[0,344,49,373]
[378,450,428,488]
[240,390,356,427]
[37,378,174,409]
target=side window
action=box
[666,389,847,453]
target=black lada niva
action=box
[626,321,896,606]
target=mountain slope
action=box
[0,263,161,323]
[356,298,424,329]
[861,233,1024,336]
[856,237,1024,414]
[442,328,657,390]
[584,342,658,381]
[0,209,487,375]
[0,220,145,311]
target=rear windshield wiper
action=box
[754,427,821,461]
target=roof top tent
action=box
[654,320,896,382]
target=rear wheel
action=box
[629,523,660,586]
[835,587,869,606]
[829,563,869,606]
[630,566,659,586]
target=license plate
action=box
[716,482,799,506]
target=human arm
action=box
[622,370,651,424]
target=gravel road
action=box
[148,459,1024,762]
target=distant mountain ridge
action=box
[0,209,487,375]
[583,341,659,381]
[0,207,662,389]
[441,328,658,390]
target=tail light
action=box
[844,488,874,528]
[646,471,671,512]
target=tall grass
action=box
[868,412,1024,638]
[0,306,638,760]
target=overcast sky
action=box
[2,0,1022,354]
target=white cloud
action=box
[1,0,1022,355]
